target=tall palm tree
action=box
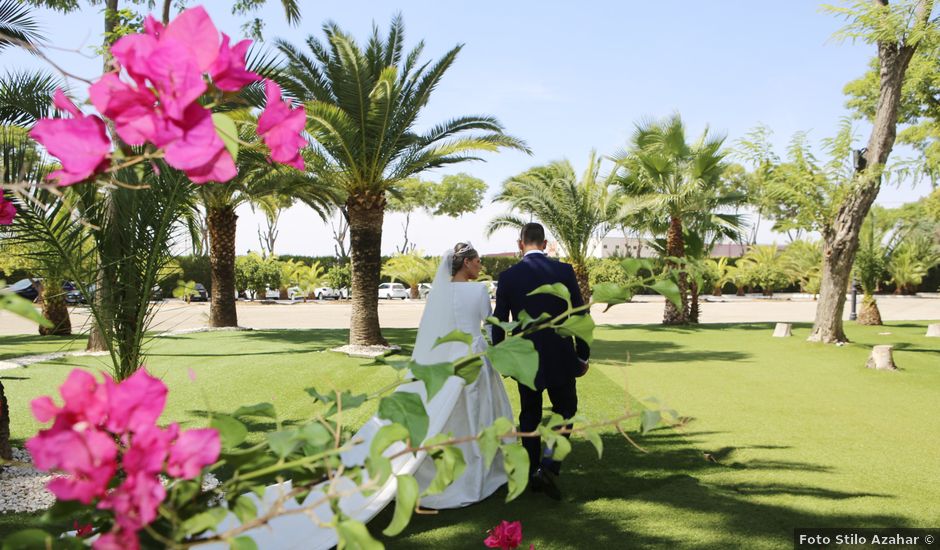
[198,139,338,327]
[614,114,732,324]
[277,16,528,346]
[486,152,624,299]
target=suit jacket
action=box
[492,252,591,389]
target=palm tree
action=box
[487,152,624,299]
[783,240,823,298]
[277,15,528,346]
[382,252,437,299]
[614,114,734,324]
[197,117,338,327]
[735,245,789,297]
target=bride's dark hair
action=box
[451,242,479,276]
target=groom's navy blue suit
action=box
[492,251,590,477]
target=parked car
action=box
[6,278,40,302]
[65,283,95,304]
[313,286,342,300]
[339,287,350,299]
[378,282,408,300]
[187,283,208,302]
[264,287,281,300]
[417,283,432,299]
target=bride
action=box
[210,243,514,549]
[411,242,514,508]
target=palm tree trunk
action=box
[572,262,591,303]
[663,215,689,324]
[208,205,238,327]
[689,279,700,324]
[39,283,71,336]
[858,295,883,325]
[0,380,10,460]
[348,193,387,346]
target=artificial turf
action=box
[0,321,937,548]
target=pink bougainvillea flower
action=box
[93,528,140,550]
[143,40,207,122]
[26,428,118,504]
[104,369,168,434]
[122,423,177,476]
[0,195,16,225]
[160,6,220,72]
[98,472,166,532]
[161,104,236,183]
[167,428,221,479]
[209,34,259,91]
[29,369,110,428]
[29,90,111,186]
[89,73,159,146]
[484,520,524,550]
[258,79,306,170]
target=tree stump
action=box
[866,345,897,371]
[926,324,940,337]
[772,323,792,337]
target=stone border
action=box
[329,344,401,359]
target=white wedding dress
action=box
[208,251,514,549]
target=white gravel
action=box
[0,448,222,514]
[0,448,55,513]
[329,344,401,359]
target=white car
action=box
[264,287,281,299]
[313,286,342,300]
[378,282,408,300]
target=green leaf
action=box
[304,387,331,403]
[230,537,258,550]
[409,362,455,400]
[266,429,298,459]
[501,444,530,502]
[382,474,419,536]
[425,446,466,495]
[336,519,382,550]
[646,279,682,310]
[377,392,429,446]
[584,428,603,459]
[368,423,409,485]
[641,410,662,434]
[306,388,369,417]
[212,112,239,163]
[552,433,572,461]
[210,414,248,449]
[232,402,277,420]
[486,315,519,333]
[232,495,258,524]
[518,310,552,330]
[527,282,571,307]
[478,417,514,469]
[620,257,653,277]
[590,282,634,311]
[170,479,201,507]
[486,337,538,391]
[555,313,595,346]
[0,293,52,328]
[453,356,483,385]
[182,507,228,536]
[433,329,473,349]
[295,422,332,451]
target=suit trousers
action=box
[517,381,578,477]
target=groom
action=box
[492,222,590,500]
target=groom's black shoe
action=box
[529,468,561,501]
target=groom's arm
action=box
[491,272,510,345]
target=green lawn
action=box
[1,322,938,548]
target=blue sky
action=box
[3,1,933,256]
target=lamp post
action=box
[849,277,858,321]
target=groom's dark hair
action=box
[520,222,545,244]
